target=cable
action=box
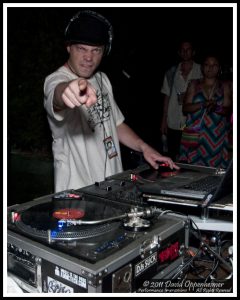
[155,209,233,281]
[200,241,233,273]
[158,210,205,280]
[204,257,219,283]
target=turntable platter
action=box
[14,198,128,242]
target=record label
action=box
[53,208,85,220]
[160,171,179,178]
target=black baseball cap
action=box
[65,11,110,46]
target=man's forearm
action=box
[117,123,147,152]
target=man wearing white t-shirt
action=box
[44,10,178,192]
[160,40,202,161]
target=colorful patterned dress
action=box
[178,80,231,168]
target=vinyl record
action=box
[14,198,128,241]
[138,168,179,182]
[138,169,162,182]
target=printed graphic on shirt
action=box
[87,89,111,130]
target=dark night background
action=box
[6,6,234,204]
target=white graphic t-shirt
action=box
[44,66,124,192]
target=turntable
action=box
[7,188,187,293]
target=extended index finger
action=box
[78,79,87,94]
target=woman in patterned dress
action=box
[178,54,232,168]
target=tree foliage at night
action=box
[7,8,68,154]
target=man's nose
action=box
[84,51,94,61]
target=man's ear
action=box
[66,45,71,54]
